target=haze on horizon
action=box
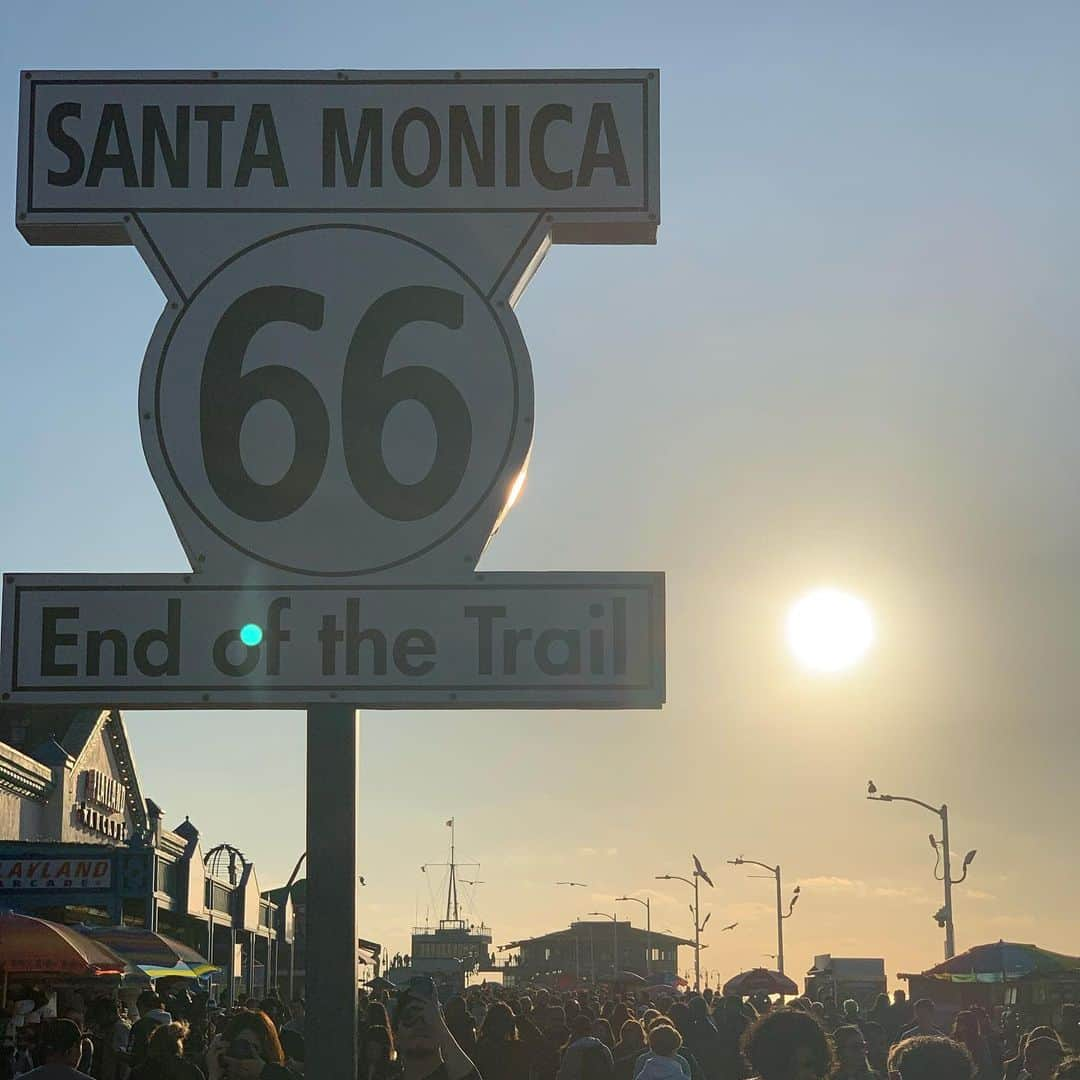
[2,0,1079,986]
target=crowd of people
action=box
[4,980,1080,1080]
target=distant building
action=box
[805,954,886,1010]
[263,876,382,999]
[502,920,693,987]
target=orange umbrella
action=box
[0,911,126,998]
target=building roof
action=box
[0,739,53,802]
[503,921,695,950]
[0,706,149,836]
[899,941,1080,984]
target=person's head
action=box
[888,1036,974,1080]
[480,1001,517,1042]
[893,990,907,1006]
[39,1019,83,1068]
[649,1023,682,1059]
[833,1024,868,1073]
[873,994,889,1013]
[741,1009,833,1080]
[592,1017,614,1048]
[393,990,441,1062]
[668,1001,690,1035]
[842,1000,860,1020]
[137,991,164,1018]
[567,1013,593,1045]
[542,1005,567,1038]
[952,1010,979,1043]
[618,1019,645,1048]
[363,1025,393,1064]
[914,999,936,1027]
[1026,1036,1066,1080]
[222,1010,286,1076]
[258,999,283,1029]
[1053,1060,1080,1080]
[444,996,469,1023]
[147,1022,188,1059]
[688,995,709,1022]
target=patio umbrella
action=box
[76,925,217,980]
[722,968,798,997]
[365,976,397,991]
[0,911,126,1001]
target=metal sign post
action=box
[306,705,359,1072]
[7,68,663,1076]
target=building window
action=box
[155,860,179,897]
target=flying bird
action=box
[693,854,715,888]
[721,922,738,932]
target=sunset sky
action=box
[2,1,1079,986]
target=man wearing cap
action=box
[19,1018,93,1078]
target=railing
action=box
[412,923,492,938]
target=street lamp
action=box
[727,857,800,976]
[867,780,977,959]
[587,911,619,983]
[615,895,651,975]
[555,883,588,978]
[656,853,713,992]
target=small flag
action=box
[446,818,454,828]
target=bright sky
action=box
[2,1,1079,987]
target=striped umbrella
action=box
[77,925,217,980]
[0,911,126,1001]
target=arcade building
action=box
[0,705,293,999]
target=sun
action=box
[786,588,875,673]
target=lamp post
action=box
[587,911,618,982]
[657,854,713,992]
[555,883,588,979]
[615,894,651,975]
[867,781,977,959]
[727,857,800,976]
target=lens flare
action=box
[239,623,264,647]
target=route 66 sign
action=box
[146,222,528,577]
[17,69,659,582]
[4,69,665,709]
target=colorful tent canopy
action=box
[0,911,126,977]
[76,925,217,980]
[911,941,1080,984]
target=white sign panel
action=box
[8,69,666,713]
[18,70,658,242]
[0,573,665,708]
[0,857,112,890]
